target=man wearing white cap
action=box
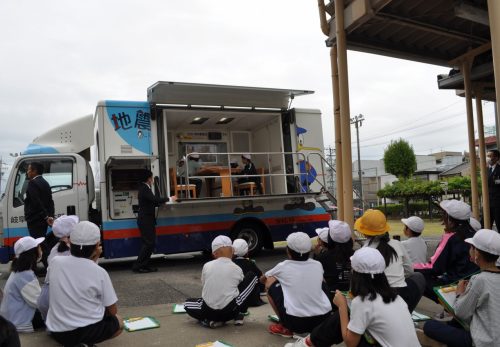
[424,229,500,347]
[401,216,427,264]
[46,221,123,346]
[236,154,262,194]
[0,236,45,332]
[184,235,258,327]
[262,232,332,337]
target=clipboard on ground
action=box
[172,304,186,314]
[123,316,160,332]
[433,284,469,330]
[195,341,233,347]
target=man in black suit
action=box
[487,150,500,231]
[132,170,177,273]
[24,162,55,269]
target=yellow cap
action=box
[354,209,390,236]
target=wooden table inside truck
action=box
[197,166,240,197]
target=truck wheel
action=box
[232,222,264,256]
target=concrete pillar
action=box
[331,46,344,220]
[475,90,490,227]
[463,60,480,219]
[334,0,354,227]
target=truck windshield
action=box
[12,159,73,208]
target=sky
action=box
[0,0,496,185]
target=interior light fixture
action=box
[190,117,209,125]
[216,117,234,124]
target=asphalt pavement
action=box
[0,240,445,347]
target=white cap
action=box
[328,220,352,243]
[14,236,45,257]
[52,215,79,238]
[233,239,249,257]
[242,154,252,160]
[315,227,329,243]
[70,221,101,246]
[351,247,386,274]
[469,217,481,231]
[440,199,471,220]
[212,235,233,253]
[401,216,425,234]
[190,152,200,159]
[286,232,311,255]
[179,156,186,162]
[465,229,500,256]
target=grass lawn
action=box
[387,219,444,238]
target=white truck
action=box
[0,82,336,262]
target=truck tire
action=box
[232,221,264,256]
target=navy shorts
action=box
[50,315,120,346]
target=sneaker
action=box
[268,323,293,338]
[209,321,225,329]
[284,336,311,347]
[234,313,244,326]
[433,310,453,321]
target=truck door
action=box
[6,156,83,242]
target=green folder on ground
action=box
[411,311,431,322]
[123,316,160,332]
[268,314,279,322]
[172,303,186,313]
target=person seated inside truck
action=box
[236,154,262,195]
[187,153,203,197]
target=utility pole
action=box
[351,114,365,211]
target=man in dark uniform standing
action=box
[487,150,500,231]
[132,170,176,273]
[24,162,55,270]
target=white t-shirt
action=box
[265,259,332,317]
[47,244,71,265]
[402,237,427,264]
[46,255,118,332]
[348,294,420,347]
[202,257,244,310]
[365,239,413,288]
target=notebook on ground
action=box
[123,316,160,332]
[411,311,431,322]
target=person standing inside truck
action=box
[132,170,176,273]
[24,162,55,272]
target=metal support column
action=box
[331,45,344,220]
[463,60,480,219]
[334,0,354,227]
[475,90,490,228]
[488,0,500,135]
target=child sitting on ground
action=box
[356,209,425,312]
[232,239,266,306]
[262,232,332,337]
[286,247,420,347]
[414,199,479,302]
[46,221,123,346]
[38,215,79,321]
[313,221,353,292]
[184,235,258,328]
[401,216,428,264]
[423,228,500,347]
[47,215,78,264]
[0,237,45,333]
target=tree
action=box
[383,139,417,179]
